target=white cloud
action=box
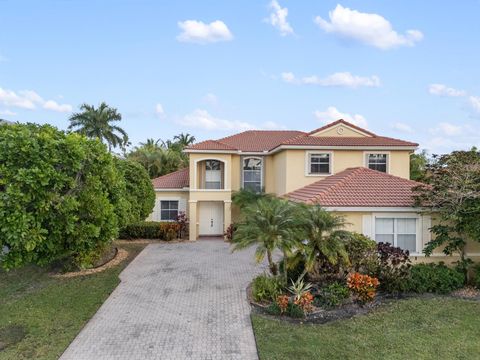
[0,86,72,112]
[282,71,380,88]
[430,122,463,136]
[391,122,413,133]
[314,4,423,50]
[429,84,466,97]
[468,96,480,113]
[313,106,368,128]
[177,109,285,132]
[0,109,17,116]
[202,93,218,106]
[43,100,72,113]
[177,20,233,44]
[155,103,165,117]
[266,0,294,36]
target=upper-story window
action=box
[205,160,222,189]
[243,157,262,193]
[307,152,331,175]
[366,153,388,173]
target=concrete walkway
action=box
[60,240,267,360]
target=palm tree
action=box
[68,102,129,152]
[231,197,302,276]
[232,188,273,210]
[174,133,196,147]
[293,205,351,281]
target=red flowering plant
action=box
[347,272,380,304]
[276,294,290,314]
[175,212,188,239]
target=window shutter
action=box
[362,215,373,238]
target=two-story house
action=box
[148,119,477,259]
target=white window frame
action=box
[305,151,333,176]
[372,213,421,255]
[192,157,229,191]
[242,156,263,192]
[160,200,179,221]
[364,151,390,173]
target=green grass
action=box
[253,297,480,360]
[0,243,146,360]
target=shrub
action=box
[0,123,128,269]
[276,294,290,314]
[474,264,480,289]
[119,221,180,240]
[376,242,411,294]
[344,233,378,275]
[407,263,464,294]
[251,274,284,302]
[314,282,350,308]
[347,273,380,303]
[286,302,304,318]
[176,212,188,239]
[115,159,155,225]
[294,291,314,313]
[224,223,237,242]
[266,302,282,316]
[288,275,313,302]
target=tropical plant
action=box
[406,263,464,294]
[288,274,313,302]
[291,205,351,282]
[231,197,302,276]
[314,282,350,308]
[68,102,129,152]
[0,123,129,269]
[347,273,380,303]
[173,133,196,148]
[276,294,290,314]
[251,274,284,302]
[376,242,411,294]
[410,149,429,182]
[344,233,378,274]
[231,188,274,210]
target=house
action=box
[148,119,479,260]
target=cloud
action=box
[0,109,17,116]
[155,103,165,117]
[281,71,380,88]
[314,4,423,50]
[0,87,72,112]
[391,122,413,133]
[177,109,285,132]
[202,93,219,106]
[43,100,72,113]
[430,122,463,136]
[428,84,466,97]
[265,0,294,36]
[313,106,368,128]
[177,20,233,44]
[468,96,480,113]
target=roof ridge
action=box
[152,167,189,180]
[308,119,377,137]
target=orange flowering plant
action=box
[294,292,314,313]
[347,272,380,303]
[276,294,290,314]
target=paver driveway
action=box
[60,239,267,360]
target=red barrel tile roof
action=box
[285,167,422,207]
[151,168,189,189]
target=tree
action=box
[410,149,429,182]
[174,133,196,148]
[0,123,130,269]
[68,102,129,152]
[292,205,351,282]
[232,188,273,210]
[115,159,155,224]
[231,198,302,276]
[414,149,480,278]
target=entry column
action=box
[188,200,197,241]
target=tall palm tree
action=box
[293,205,351,281]
[68,102,129,152]
[174,133,196,147]
[231,197,302,276]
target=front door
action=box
[199,202,224,236]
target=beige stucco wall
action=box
[188,153,233,190]
[146,191,190,221]
[310,124,367,137]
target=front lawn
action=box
[0,242,146,360]
[253,297,480,360]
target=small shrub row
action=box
[119,221,180,240]
[407,263,464,294]
[313,282,350,308]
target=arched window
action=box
[205,160,222,189]
[242,157,262,193]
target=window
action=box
[243,157,262,193]
[308,153,330,175]
[205,160,222,189]
[160,200,179,221]
[367,153,388,173]
[375,217,417,253]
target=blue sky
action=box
[1,0,479,154]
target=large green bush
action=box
[0,123,129,269]
[251,274,284,302]
[115,159,155,224]
[119,221,180,240]
[407,263,464,294]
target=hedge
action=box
[406,263,464,294]
[119,221,180,241]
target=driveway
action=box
[60,239,267,360]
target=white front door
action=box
[199,202,224,236]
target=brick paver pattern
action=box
[60,240,266,360]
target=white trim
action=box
[188,200,198,203]
[410,253,480,258]
[325,206,424,212]
[305,151,333,177]
[241,156,264,191]
[193,157,228,190]
[190,189,232,192]
[184,149,237,154]
[363,151,390,174]
[311,122,373,137]
[154,188,189,192]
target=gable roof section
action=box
[151,168,189,189]
[308,119,376,137]
[285,167,422,207]
[280,135,418,147]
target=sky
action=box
[1,0,479,154]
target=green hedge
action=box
[407,263,464,294]
[119,221,180,241]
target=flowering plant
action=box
[347,272,380,303]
